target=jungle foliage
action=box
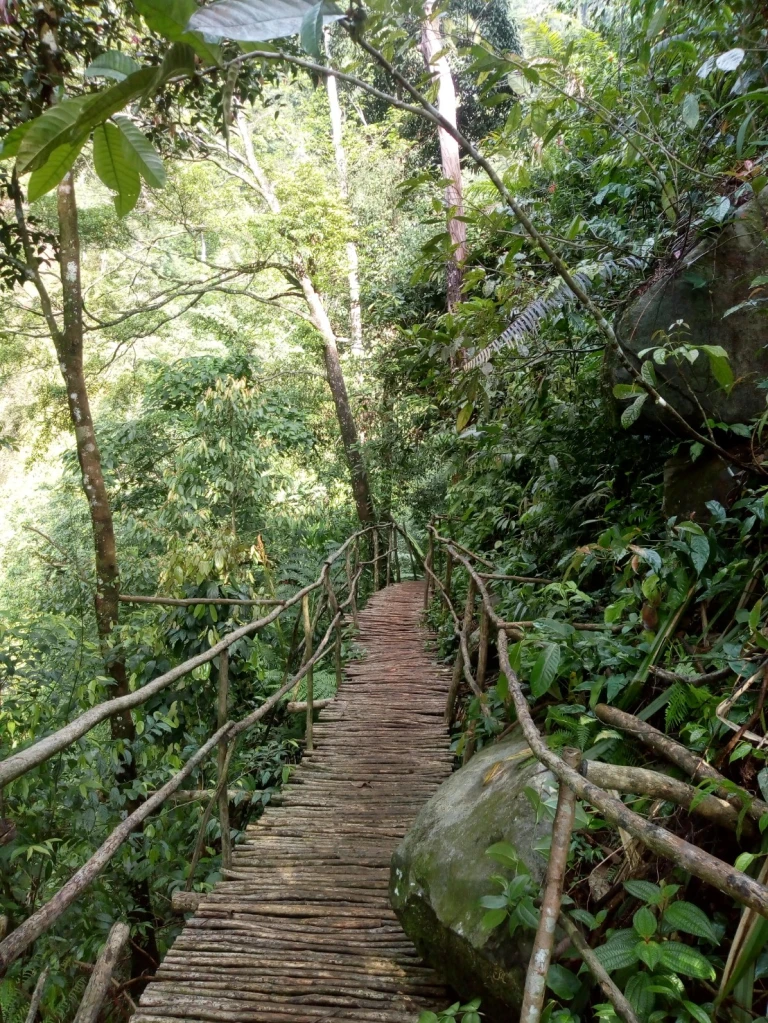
[1,0,768,1020]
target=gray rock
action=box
[663,450,746,522]
[609,193,768,429]
[389,734,555,1021]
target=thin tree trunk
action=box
[299,276,374,523]
[56,171,158,982]
[236,112,375,524]
[421,0,466,311]
[56,176,134,739]
[324,29,364,355]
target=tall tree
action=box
[218,108,376,526]
[420,0,467,311]
[324,29,365,356]
[2,1,161,981]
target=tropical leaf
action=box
[134,0,221,64]
[188,0,344,43]
[530,643,560,699]
[93,123,141,217]
[156,41,198,87]
[659,941,717,980]
[663,901,719,944]
[625,973,655,1017]
[300,1,325,57]
[635,939,662,970]
[682,93,700,128]
[633,906,657,939]
[624,879,662,903]
[27,138,88,201]
[113,116,166,188]
[0,121,33,161]
[70,68,159,138]
[16,97,89,175]
[716,48,746,72]
[456,402,474,432]
[84,51,141,81]
[621,393,647,428]
[593,930,638,972]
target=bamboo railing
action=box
[418,523,768,929]
[0,522,406,981]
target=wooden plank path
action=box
[135,581,454,1022]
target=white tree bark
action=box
[421,0,467,310]
[324,29,364,355]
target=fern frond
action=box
[463,255,645,371]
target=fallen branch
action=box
[24,967,49,1023]
[649,665,734,686]
[558,914,640,1023]
[498,633,768,919]
[521,747,581,1023]
[594,704,768,823]
[73,921,130,1023]
[584,762,754,836]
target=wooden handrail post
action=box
[405,531,417,580]
[445,577,476,728]
[424,531,434,608]
[302,593,314,752]
[346,546,359,630]
[386,524,393,587]
[444,550,453,601]
[324,574,343,690]
[73,922,130,1023]
[477,601,490,691]
[394,531,401,582]
[373,527,380,590]
[217,649,232,871]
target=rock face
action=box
[389,735,555,1022]
[610,193,768,429]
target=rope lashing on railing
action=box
[0,522,406,973]
[423,526,768,922]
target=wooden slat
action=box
[135,582,452,1023]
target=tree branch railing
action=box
[420,524,768,928]
[0,522,404,974]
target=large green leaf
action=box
[187,0,343,43]
[16,97,89,175]
[113,116,166,188]
[0,121,33,161]
[133,0,221,64]
[70,68,159,138]
[659,940,716,980]
[663,901,719,944]
[27,137,88,201]
[93,122,141,217]
[530,643,560,699]
[156,42,198,87]
[299,1,325,57]
[593,930,638,972]
[84,51,141,82]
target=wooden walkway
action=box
[135,581,454,1022]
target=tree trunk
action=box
[324,30,364,355]
[299,276,375,524]
[421,0,466,311]
[236,112,375,524]
[56,173,159,982]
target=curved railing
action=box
[0,522,416,1003]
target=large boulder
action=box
[389,735,555,1021]
[609,192,768,429]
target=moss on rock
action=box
[390,734,555,1022]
